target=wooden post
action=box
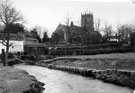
[1,49,6,66]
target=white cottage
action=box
[0,33,24,54]
[0,40,24,54]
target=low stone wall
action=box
[47,64,135,89]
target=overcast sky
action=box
[13,0,135,36]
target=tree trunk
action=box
[5,24,10,66]
[5,39,9,66]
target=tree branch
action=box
[0,39,7,46]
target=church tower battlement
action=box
[81,13,94,32]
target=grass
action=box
[45,53,135,71]
[0,64,43,93]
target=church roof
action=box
[54,24,68,34]
[53,23,82,35]
[53,23,100,36]
[70,25,83,35]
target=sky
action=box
[12,0,135,37]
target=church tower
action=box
[81,13,94,32]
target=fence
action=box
[49,43,133,55]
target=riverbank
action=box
[0,64,45,93]
[36,53,135,89]
[14,65,133,93]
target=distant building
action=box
[23,31,48,55]
[0,33,24,53]
[52,13,102,44]
[23,31,39,45]
[24,43,48,55]
[108,34,119,42]
[0,30,44,54]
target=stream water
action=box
[14,65,133,93]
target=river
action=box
[14,65,133,93]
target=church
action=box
[51,13,102,44]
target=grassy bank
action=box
[0,65,44,93]
[36,53,135,89]
[37,53,135,70]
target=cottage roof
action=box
[0,33,24,41]
[24,31,33,37]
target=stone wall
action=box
[46,64,135,89]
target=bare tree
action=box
[94,17,101,33]
[64,12,73,44]
[0,0,23,65]
[64,12,73,26]
[117,24,135,43]
[33,25,48,38]
[102,21,113,41]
